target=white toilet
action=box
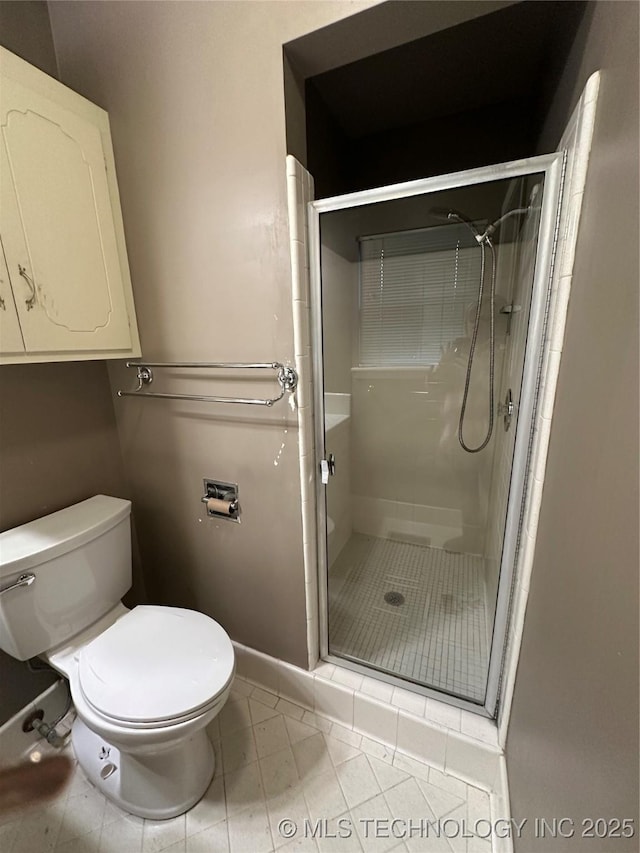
[0,495,235,819]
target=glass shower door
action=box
[310,154,564,714]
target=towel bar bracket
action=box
[278,366,298,393]
[135,366,154,389]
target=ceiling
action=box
[308,1,586,140]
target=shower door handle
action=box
[320,454,335,484]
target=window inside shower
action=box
[317,171,547,707]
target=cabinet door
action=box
[0,239,25,353]
[0,73,133,354]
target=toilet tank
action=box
[0,496,132,660]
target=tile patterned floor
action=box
[329,535,489,702]
[0,678,493,853]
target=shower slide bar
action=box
[117,361,298,407]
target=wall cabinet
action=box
[0,47,141,364]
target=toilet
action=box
[0,495,235,819]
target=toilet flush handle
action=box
[0,573,36,596]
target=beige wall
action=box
[507,2,639,847]
[0,2,135,723]
[0,370,120,724]
[0,0,57,78]
[48,0,378,668]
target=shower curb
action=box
[234,641,513,851]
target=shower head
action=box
[429,206,456,221]
[428,207,482,241]
[429,206,471,225]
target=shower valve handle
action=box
[498,389,515,431]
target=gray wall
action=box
[47,0,378,670]
[46,0,524,674]
[0,2,136,724]
[0,1,57,78]
[507,2,639,848]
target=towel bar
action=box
[117,361,298,407]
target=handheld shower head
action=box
[428,207,482,241]
[429,207,457,221]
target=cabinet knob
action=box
[18,265,37,311]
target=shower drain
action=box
[384,591,405,607]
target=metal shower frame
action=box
[307,151,565,718]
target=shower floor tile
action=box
[328,534,489,702]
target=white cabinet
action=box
[0,47,141,364]
[0,241,24,353]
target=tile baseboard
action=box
[233,641,505,793]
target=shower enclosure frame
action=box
[308,152,565,718]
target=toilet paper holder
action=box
[201,479,240,522]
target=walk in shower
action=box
[310,155,564,715]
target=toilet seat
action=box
[77,605,235,728]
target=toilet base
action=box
[72,716,215,820]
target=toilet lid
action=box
[78,605,235,724]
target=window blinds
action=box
[358,224,482,367]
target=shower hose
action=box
[458,236,496,453]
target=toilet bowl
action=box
[0,496,235,819]
[46,601,235,818]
